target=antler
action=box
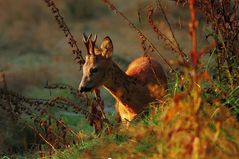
[83,33,91,55]
[92,34,97,43]
[82,33,97,55]
[90,34,97,55]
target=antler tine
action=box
[90,34,97,56]
[82,33,88,43]
[87,33,92,42]
[82,33,97,56]
[83,33,91,55]
[92,34,97,43]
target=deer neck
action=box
[103,62,151,112]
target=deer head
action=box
[79,34,113,92]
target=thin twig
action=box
[156,0,188,61]
[101,0,175,72]
[42,0,85,68]
[23,120,57,152]
[188,0,198,67]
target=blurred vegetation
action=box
[66,0,110,20]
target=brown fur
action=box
[79,36,167,125]
[103,57,167,123]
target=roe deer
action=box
[79,34,167,125]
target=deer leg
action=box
[114,102,121,124]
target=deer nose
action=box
[79,86,92,93]
[79,86,86,93]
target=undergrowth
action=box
[51,101,239,159]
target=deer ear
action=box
[100,36,113,58]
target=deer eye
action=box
[90,68,98,74]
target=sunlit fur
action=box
[79,36,167,125]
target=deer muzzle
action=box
[79,86,92,93]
